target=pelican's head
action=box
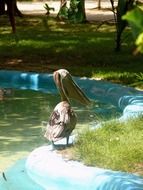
[53,69,91,105]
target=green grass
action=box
[73,117,143,175]
[0,15,143,88]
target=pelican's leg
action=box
[51,141,55,150]
[66,136,69,146]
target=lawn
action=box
[73,117,143,175]
[0,14,143,88]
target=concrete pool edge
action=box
[26,145,143,190]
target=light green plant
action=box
[123,6,143,54]
[136,72,143,81]
[136,32,143,53]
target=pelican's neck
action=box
[59,87,69,103]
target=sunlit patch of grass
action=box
[91,70,137,85]
[73,117,143,175]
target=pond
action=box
[0,87,121,171]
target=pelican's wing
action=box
[48,110,65,140]
[45,101,77,142]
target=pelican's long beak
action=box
[54,69,91,105]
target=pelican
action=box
[44,69,91,147]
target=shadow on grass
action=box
[0,15,143,86]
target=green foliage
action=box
[68,0,86,23]
[113,0,135,50]
[136,72,143,81]
[136,32,143,53]
[123,6,143,37]
[44,3,55,16]
[74,117,143,174]
[57,0,86,23]
[57,3,69,20]
[123,6,143,53]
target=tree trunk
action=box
[97,0,101,10]
[0,0,23,33]
[6,0,16,33]
[115,0,135,51]
[0,0,5,15]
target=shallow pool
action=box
[0,88,121,171]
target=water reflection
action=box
[0,88,13,101]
